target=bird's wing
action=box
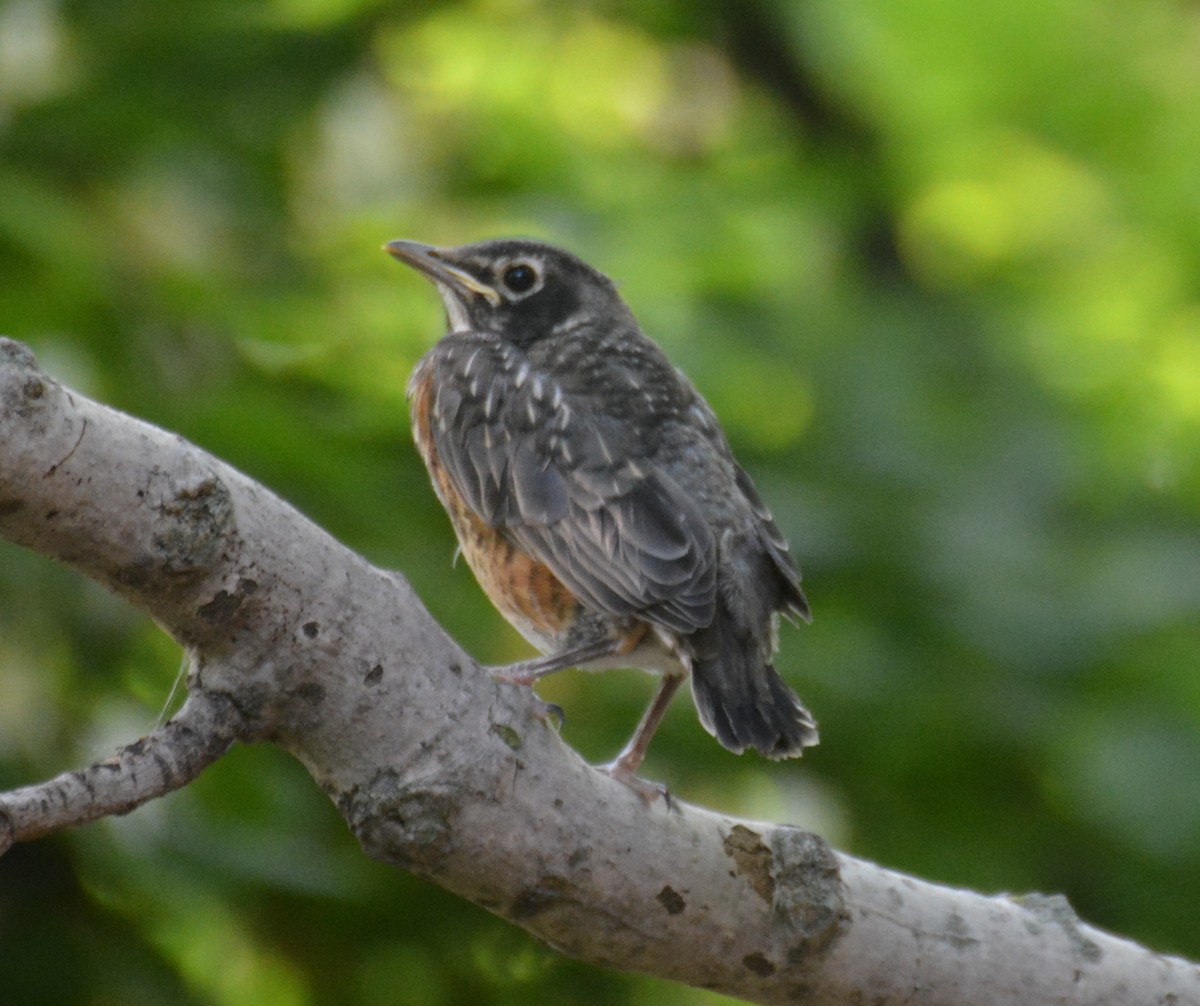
[418,337,716,633]
[733,464,811,623]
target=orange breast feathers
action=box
[409,366,577,643]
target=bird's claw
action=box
[598,759,672,809]
[484,664,564,728]
[536,700,565,730]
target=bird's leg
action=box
[598,672,685,806]
[485,637,624,685]
[485,638,626,727]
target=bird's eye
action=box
[501,263,538,294]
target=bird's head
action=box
[385,238,630,346]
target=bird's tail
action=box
[689,607,818,759]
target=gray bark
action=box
[1,336,1197,1005]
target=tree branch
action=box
[1,336,1197,1005]
[0,688,244,851]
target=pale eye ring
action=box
[501,263,538,294]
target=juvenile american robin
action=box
[387,237,817,797]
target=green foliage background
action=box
[2,0,1199,1002]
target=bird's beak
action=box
[383,240,501,306]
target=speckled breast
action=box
[408,361,579,654]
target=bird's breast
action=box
[408,355,579,653]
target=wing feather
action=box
[733,464,810,623]
[424,337,716,633]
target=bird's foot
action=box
[597,755,672,809]
[483,660,540,687]
[483,662,564,728]
[485,637,619,686]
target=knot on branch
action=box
[0,337,52,445]
[770,827,848,952]
[1018,892,1105,963]
[339,770,460,878]
[116,456,236,590]
[0,336,40,378]
[723,823,848,974]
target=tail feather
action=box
[689,612,818,759]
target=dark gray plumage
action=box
[390,237,817,790]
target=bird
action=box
[386,237,817,799]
